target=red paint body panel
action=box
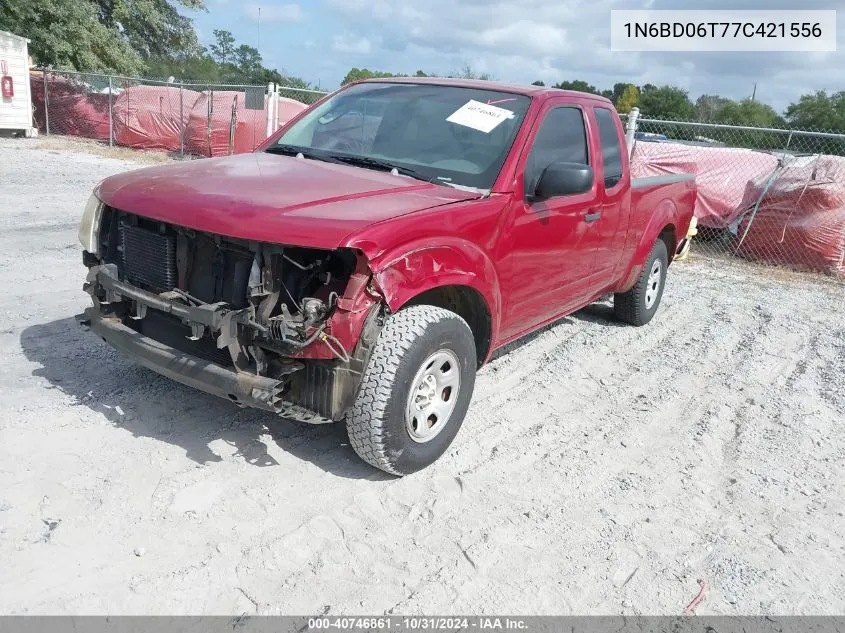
[97,153,479,250]
[96,78,696,362]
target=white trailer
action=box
[0,30,36,137]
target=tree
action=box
[638,85,695,120]
[785,91,845,132]
[94,0,203,61]
[553,80,601,95]
[694,94,732,122]
[452,64,492,80]
[1,0,144,73]
[531,80,545,86]
[341,67,397,85]
[616,85,639,113]
[718,98,784,128]
[1,0,204,74]
[147,50,221,81]
[610,82,629,104]
[233,44,262,77]
[209,29,236,65]
[278,74,312,90]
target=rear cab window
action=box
[593,107,624,188]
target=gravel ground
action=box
[1,138,843,615]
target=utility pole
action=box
[751,82,757,102]
[257,7,261,56]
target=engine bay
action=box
[88,207,368,379]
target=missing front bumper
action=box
[79,307,334,423]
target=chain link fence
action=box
[29,68,328,157]
[626,110,845,278]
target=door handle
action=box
[584,211,602,223]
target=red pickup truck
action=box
[78,78,695,475]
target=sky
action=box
[186,0,842,112]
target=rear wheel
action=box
[346,305,476,475]
[614,239,669,326]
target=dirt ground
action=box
[1,138,843,616]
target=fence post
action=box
[265,82,274,137]
[179,82,185,157]
[625,107,639,158]
[228,94,237,155]
[108,76,114,147]
[274,84,280,131]
[207,90,213,157]
[43,70,50,135]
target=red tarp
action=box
[29,74,110,141]
[185,91,307,157]
[736,155,845,274]
[631,142,779,229]
[275,96,309,127]
[112,85,200,151]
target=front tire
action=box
[346,305,476,476]
[614,238,669,326]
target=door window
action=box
[524,107,589,197]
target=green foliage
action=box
[0,0,204,74]
[531,80,545,86]
[146,29,312,89]
[638,85,695,120]
[694,94,732,122]
[339,65,491,87]
[718,98,784,128]
[1,0,145,74]
[610,83,629,104]
[341,67,399,85]
[97,0,203,61]
[209,29,236,64]
[450,65,493,81]
[553,79,601,95]
[785,91,845,132]
[616,85,639,114]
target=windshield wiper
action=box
[324,155,432,183]
[265,144,343,165]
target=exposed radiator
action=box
[120,224,177,292]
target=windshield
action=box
[269,82,532,190]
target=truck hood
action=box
[97,152,481,250]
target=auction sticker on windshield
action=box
[447,100,515,133]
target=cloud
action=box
[320,0,845,111]
[332,34,373,54]
[243,3,304,23]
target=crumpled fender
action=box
[368,237,501,338]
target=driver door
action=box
[499,102,601,340]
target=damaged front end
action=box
[79,207,383,423]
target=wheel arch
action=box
[615,197,680,293]
[401,284,492,366]
[369,240,501,364]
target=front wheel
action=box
[614,238,669,326]
[346,305,477,475]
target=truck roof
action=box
[354,76,615,105]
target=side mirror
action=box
[532,162,594,200]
